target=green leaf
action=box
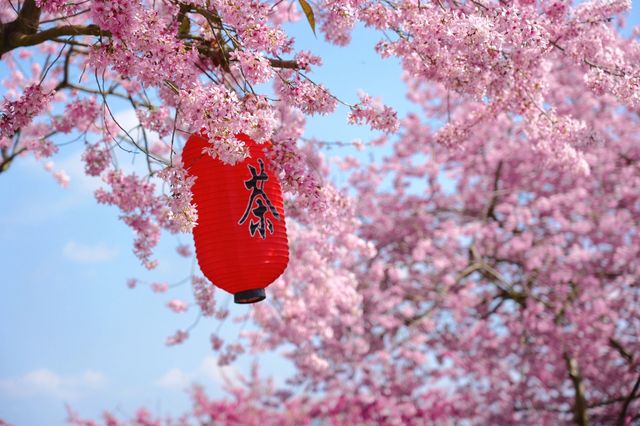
[298,0,316,35]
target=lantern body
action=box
[182,133,289,303]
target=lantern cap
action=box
[234,288,266,304]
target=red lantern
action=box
[182,133,289,304]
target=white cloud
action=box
[81,370,108,387]
[0,368,107,400]
[155,357,238,390]
[63,240,118,263]
[156,368,191,389]
[199,356,236,384]
[113,108,142,131]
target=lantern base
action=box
[234,288,266,304]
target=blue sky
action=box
[2,5,640,425]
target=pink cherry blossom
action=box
[348,91,399,133]
[166,299,188,314]
[0,84,53,139]
[230,50,274,85]
[81,143,110,177]
[165,329,188,346]
[175,244,192,258]
[192,276,215,316]
[52,170,70,188]
[150,282,168,293]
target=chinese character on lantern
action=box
[238,159,281,239]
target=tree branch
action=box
[549,39,627,78]
[191,42,298,71]
[484,160,503,222]
[609,338,634,364]
[564,353,590,426]
[8,0,41,34]
[617,373,640,426]
[3,24,107,54]
[1,0,41,55]
[0,146,26,174]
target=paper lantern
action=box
[182,133,289,304]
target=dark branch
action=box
[0,146,26,174]
[617,373,640,426]
[564,353,590,426]
[12,24,107,47]
[484,160,503,221]
[1,0,41,55]
[609,338,634,364]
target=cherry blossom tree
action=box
[2,0,640,424]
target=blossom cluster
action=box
[191,276,215,316]
[348,91,399,134]
[275,74,337,115]
[0,84,53,140]
[55,98,99,134]
[95,171,162,268]
[35,0,69,14]
[156,166,198,234]
[230,50,274,85]
[81,143,111,176]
